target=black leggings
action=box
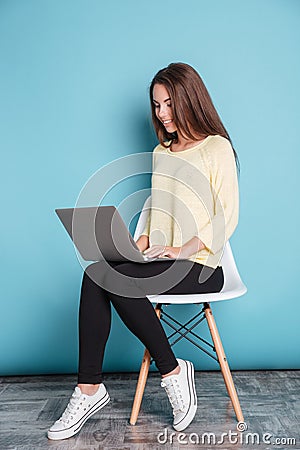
[78,259,224,384]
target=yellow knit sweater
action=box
[142,135,239,269]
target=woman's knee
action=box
[84,260,111,288]
[102,263,144,298]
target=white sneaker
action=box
[161,359,197,431]
[47,384,110,440]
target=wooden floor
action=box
[0,370,299,450]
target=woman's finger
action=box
[143,245,165,256]
[145,250,164,258]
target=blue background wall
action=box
[1,0,299,376]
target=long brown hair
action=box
[149,62,239,171]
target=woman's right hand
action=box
[135,235,149,252]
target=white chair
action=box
[130,197,247,425]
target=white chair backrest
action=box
[219,241,245,292]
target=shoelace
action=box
[59,387,86,425]
[161,378,185,415]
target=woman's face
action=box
[152,84,177,133]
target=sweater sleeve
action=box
[197,139,239,255]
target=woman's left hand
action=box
[143,245,187,259]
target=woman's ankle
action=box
[78,383,100,395]
[161,365,180,378]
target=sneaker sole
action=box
[173,360,197,432]
[47,391,110,440]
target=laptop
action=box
[55,206,159,263]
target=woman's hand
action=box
[143,245,187,259]
[143,237,206,260]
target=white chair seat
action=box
[147,241,247,304]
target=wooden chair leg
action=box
[129,348,151,425]
[204,302,244,423]
[129,304,161,425]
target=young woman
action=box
[48,62,239,440]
